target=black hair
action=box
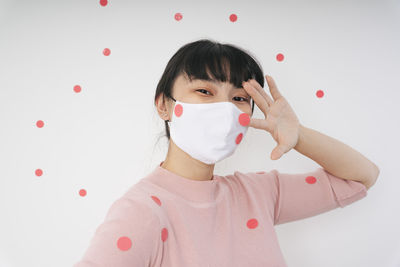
[154,38,265,141]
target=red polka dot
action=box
[174,104,183,117]
[35,169,43,176]
[103,48,111,56]
[99,0,108,6]
[174,13,183,21]
[276,53,284,62]
[151,195,162,206]
[305,176,316,184]
[73,85,81,93]
[235,133,243,144]
[229,14,237,22]
[79,189,87,196]
[36,120,44,128]
[117,236,132,251]
[238,113,250,126]
[161,228,168,242]
[316,90,324,98]
[247,218,258,229]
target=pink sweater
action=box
[74,161,367,267]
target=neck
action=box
[161,139,215,181]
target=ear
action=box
[156,93,171,121]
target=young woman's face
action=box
[168,73,253,115]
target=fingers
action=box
[248,78,274,106]
[249,118,267,130]
[249,117,274,133]
[242,81,270,118]
[265,75,283,101]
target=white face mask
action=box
[167,96,251,165]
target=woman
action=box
[74,39,379,267]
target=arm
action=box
[73,197,162,267]
[294,124,380,190]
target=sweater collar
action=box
[143,161,219,203]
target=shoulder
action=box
[74,196,162,267]
[102,178,162,231]
[101,195,161,236]
[116,179,161,216]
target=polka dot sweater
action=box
[74,161,368,267]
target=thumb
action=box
[249,118,270,132]
[270,145,285,160]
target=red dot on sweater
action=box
[36,120,44,128]
[79,189,87,197]
[175,13,183,21]
[247,218,258,229]
[151,195,162,206]
[117,236,132,251]
[161,228,168,242]
[174,104,183,117]
[73,85,81,93]
[35,169,43,176]
[316,90,324,98]
[238,113,250,126]
[229,14,237,22]
[235,133,243,144]
[306,176,317,184]
[99,0,108,6]
[276,53,284,62]
[103,48,111,56]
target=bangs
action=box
[177,40,264,91]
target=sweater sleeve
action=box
[73,197,161,267]
[270,167,368,225]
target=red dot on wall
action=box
[74,85,81,93]
[316,90,324,98]
[79,189,87,197]
[103,48,111,56]
[99,0,108,6]
[175,13,183,21]
[276,53,284,62]
[229,14,238,22]
[35,169,43,177]
[36,120,44,128]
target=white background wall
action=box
[0,0,398,266]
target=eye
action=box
[197,89,250,103]
[196,89,212,95]
[233,96,251,103]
